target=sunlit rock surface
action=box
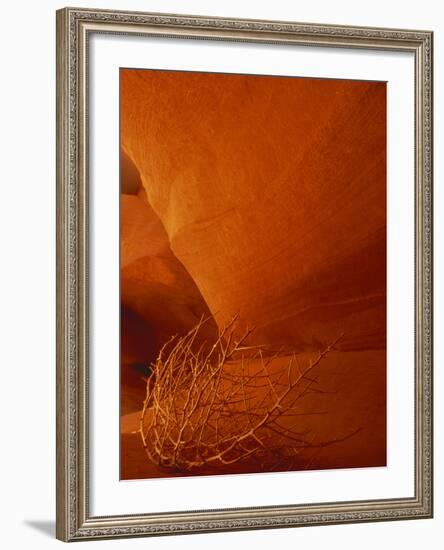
[121,70,386,352]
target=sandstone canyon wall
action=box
[120,70,386,354]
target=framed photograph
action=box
[56,7,433,541]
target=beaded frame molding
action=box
[56,7,433,542]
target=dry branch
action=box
[139,316,348,473]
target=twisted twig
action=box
[139,316,350,473]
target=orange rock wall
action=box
[120,69,386,352]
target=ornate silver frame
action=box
[56,7,433,542]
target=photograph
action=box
[0,1,438,548]
[51,4,433,541]
[119,68,387,480]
